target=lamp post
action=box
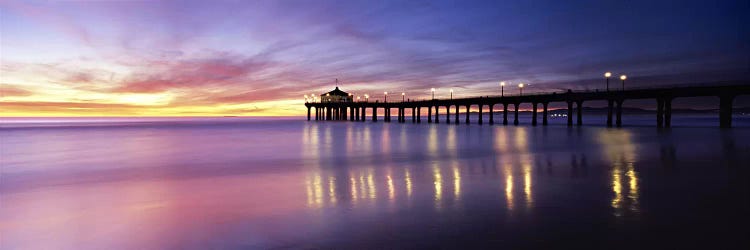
[402,92,405,102]
[500,81,505,97]
[384,92,388,102]
[518,83,524,96]
[365,94,369,102]
[604,72,612,91]
[431,88,435,100]
[620,75,627,91]
[450,89,453,100]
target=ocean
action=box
[1,115,749,249]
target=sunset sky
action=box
[1,0,748,116]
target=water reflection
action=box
[387,172,395,202]
[496,127,534,211]
[5,118,747,249]
[405,168,413,198]
[350,174,358,203]
[447,126,457,157]
[328,176,337,204]
[452,161,461,202]
[597,130,640,216]
[523,161,532,208]
[367,168,376,200]
[433,163,443,210]
[427,125,439,157]
[303,161,478,212]
[305,174,323,209]
[504,162,515,211]
[302,124,650,217]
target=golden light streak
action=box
[313,174,323,207]
[506,174,514,211]
[612,168,622,211]
[452,163,461,201]
[405,168,413,198]
[359,174,367,200]
[627,163,640,213]
[504,164,514,211]
[350,175,358,203]
[433,164,443,210]
[328,176,337,204]
[387,175,395,201]
[367,170,376,200]
[523,162,532,207]
[306,177,314,207]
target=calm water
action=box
[1,116,749,249]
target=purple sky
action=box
[1,0,748,116]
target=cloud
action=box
[111,55,276,94]
[2,0,749,116]
[0,84,34,97]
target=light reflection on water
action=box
[597,130,640,216]
[1,118,748,249]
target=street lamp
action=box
[518,83,524,96]
[604,72,612,91]
[357,96,361,102]
[431,88,435,100]
[384,92,388,102]
[365,94,369,102]
[450,88,453,100]
[500,81,505,97]
[620,75,627,91]
[402,92,405,102]
[304,95,308,103]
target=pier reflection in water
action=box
[295,121,747,248]
[301,123,644,216]
[2,118,748,249]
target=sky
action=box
[1,0,748,116]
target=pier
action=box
[305,82,750,128]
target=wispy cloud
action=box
[1,0,748,116]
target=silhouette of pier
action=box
[305,82,750,128]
